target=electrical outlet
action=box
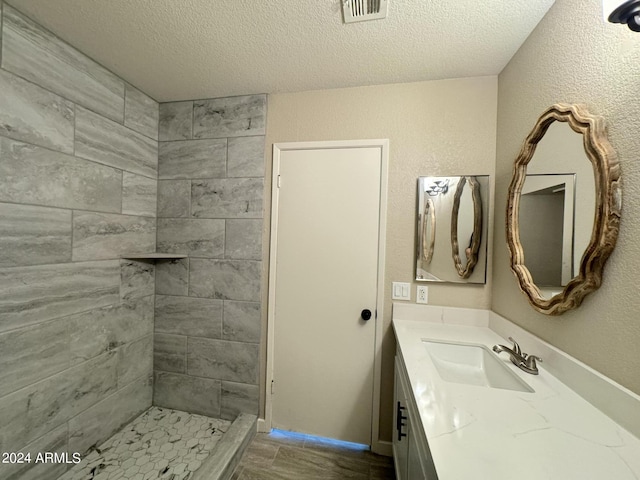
[417,285,429,304]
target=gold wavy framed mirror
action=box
[506,104,621,315]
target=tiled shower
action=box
[0,3,264,479]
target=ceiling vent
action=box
[342,0,388,24]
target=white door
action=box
[268,141,387,445]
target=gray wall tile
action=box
[75,106,158,179]
[0,137,122,213]
[68,374,152,454]
[159,138,227,179]
[227,136,265,178]
[120,259,155,301]
[153,333,187,373]
[0,318,70,396]
[193,95,266,139]
[69,296,154,365]
[0,6,161,456]
[190,259,261,302]
[225,219,263,260]
[72,212,156,261]
[0,351,118,452]
[124,84,159,140]
[155,295,223,339]
[221,381,259,420]
[155,258,189,296]
[223,301,261,343]
[0,68,74,154]
[158,180,190,218]
[122,172,158,217]
[117,334,153,388]
[153,371,221,418]
[187,337,259,384]
[0,260,120,334]
[154,95,267,418]
[191,178,264,218]
[2,424,69,480]
[157,218,224,257]
[1,5,125,122]
[0,202,72,267]
[159,101,193,141]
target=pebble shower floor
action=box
[59,407,231,480]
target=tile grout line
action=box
[0,126,157,182]
[4,4,124,94]
[0,291,153,337]
[70,209,75,260]
[0,1,4,68]
[120,168,125,215]
[72,102,77,157]
[152,368,259,389]
[0,63,127,132]
[0,198,132,217]
[0,308,154,403]
[3,4,166,132]
[157,134,265,144]
[122,82,127,126]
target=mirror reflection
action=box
[452,176,483,279]
[416,175,489,284]
[520,174,575,296]
[420,198,436,265]
[519,121,595,299]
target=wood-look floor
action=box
[231,430,396,479]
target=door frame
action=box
[262,139,389,455]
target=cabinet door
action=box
[393,359,410,480]
[407,429,429,480]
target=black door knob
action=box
[361,309,372,321]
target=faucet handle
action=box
[524,355,542,371]
[508,337,522,355]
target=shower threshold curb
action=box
[192,413,257,480]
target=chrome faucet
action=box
[493,337,542,375]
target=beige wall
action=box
[261,0,640,449]
[493,0,640,396]
[262,76,498,442]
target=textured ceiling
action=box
[6,0,556,102]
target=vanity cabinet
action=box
[393,360,410,479]
[393,355,437,480]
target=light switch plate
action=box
[392,282,411,300]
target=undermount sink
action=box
[422,340,534,393]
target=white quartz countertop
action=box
[393,318,640,480]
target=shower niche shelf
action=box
[120,253,188,261]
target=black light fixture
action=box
[425,179,450,197]
[604,0,640,31]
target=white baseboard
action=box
[372,439,393,457]
[256,418,270,433]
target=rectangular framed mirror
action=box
[416,175,490,284]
